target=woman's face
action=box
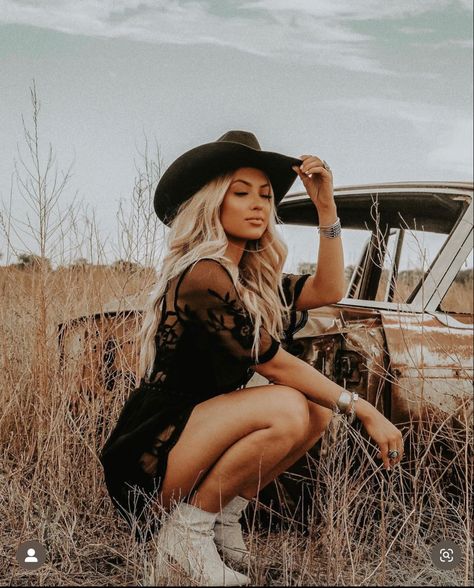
[220,167,272,246]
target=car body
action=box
[274,181,473,428]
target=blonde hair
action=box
[138,171,293,382]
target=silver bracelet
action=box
[318,216,341,239]
[335,390,351,413]
[348,392,359,424]
[334,390,359,423]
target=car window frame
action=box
[279,186,473,314]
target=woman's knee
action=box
[296,401,333,451]
[267,385,311,443]
[308,401,333,435]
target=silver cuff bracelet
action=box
[318,217,341,238]
[335,390,352,413]
[334,390,359,423]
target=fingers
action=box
[377,432,404,470]
[292,165,307,181]
[303,165,331,178]
[292,164,331,180]
[378,442,391,470]
[297,155,325,171]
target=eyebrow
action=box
[231,179,270,188]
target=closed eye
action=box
[235,192,272,199]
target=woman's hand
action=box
[356,400,404,470]
[292,154,334,211]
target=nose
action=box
[250,199,264,212]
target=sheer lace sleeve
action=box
[280,272,312,310]
[175,259,280,367]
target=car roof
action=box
[278,181,473,231]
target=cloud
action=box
[427,117,473,177]
[409,38,474,50]
[398,26,436,34]
[0,0,441,75]
[240,0,470,19]
[1,0,471,75]
[325,96,473,177]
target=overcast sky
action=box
[0,0,472,269]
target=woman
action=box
[99,130,404,586]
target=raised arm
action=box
[291,155,345,310]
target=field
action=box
[1,86,472,584]
[0,262,472,586]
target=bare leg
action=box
[238,400,333,498]
[158,385,311,512]
[187,424,305,512]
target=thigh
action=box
[158,384,309,506]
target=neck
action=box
[224,239,247,267]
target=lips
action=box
[246,217,264,222]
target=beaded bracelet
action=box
[318,217,341,238]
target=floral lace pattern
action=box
[280,272,311,310]
[279,271,312,344]
[146,308,183,387]
[139,424,176,475]
[175,259,281,367]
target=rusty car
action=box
[58,181,473,527]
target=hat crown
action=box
[216,130,261,151]
[154,130,300,226]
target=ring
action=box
[388,449,400,459]
[322,159,331,171]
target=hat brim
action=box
[154,141,302,226]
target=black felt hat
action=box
[154,130,303,226]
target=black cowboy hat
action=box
[154,130,303,226]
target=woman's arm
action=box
[253,346,404,470]
[295,203,345,309]
[254,347,371,418]
[292,155,345,309]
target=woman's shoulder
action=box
[175,257,236,293]
[181,257,234,280]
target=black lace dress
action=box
[99,258,310,541]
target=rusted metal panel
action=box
[287,305,390,415]
[58,297,473,430]
[381,311,473,426]
[58,312,142,414]
[340,326,389,414]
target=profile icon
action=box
[24,547,38,563]
[16,541,46,570]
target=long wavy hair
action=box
[138,170,293,383]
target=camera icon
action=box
[439,548,454,563]
[430,540,461,570]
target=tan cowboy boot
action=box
[156,501,250,586]
[213,496,252,565]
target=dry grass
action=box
[376,271,473,314]
[0,264,472,586]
